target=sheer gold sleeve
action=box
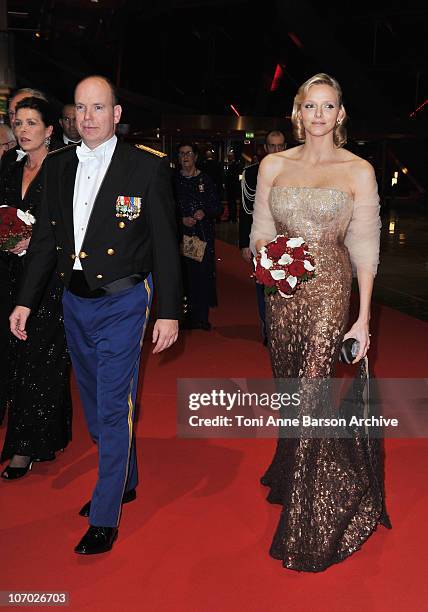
[249,160,277,254]
[344,164,382,277]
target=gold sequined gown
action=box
[250,185,391,572]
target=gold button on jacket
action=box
[79,251,88,259]
[96,274,103,279]
[107,248,115,255]
[118,221,125,229]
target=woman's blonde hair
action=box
[291,73,347,147]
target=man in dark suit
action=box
[10,75,181,555]
[58,103,81,146]
[239,130,286,344]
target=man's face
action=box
[8,92,31,131]
[74,78,122,149]
[59,105,80,141]
[265,134,286,154]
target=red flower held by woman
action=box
[288,259,306,277]
[253,235,315,298]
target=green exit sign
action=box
[245,131,254,138]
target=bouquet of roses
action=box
[0,206,35,252]
[254,235,316,298]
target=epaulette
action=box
[134,144,167,158]
[47,144,78,156]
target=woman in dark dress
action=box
[0,97,72,479]
[174,142,222,330]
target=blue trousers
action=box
[62,277,152,527]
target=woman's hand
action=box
[183,216,197,228]
[255,239,269,253]
[9,238,30,255]
[343,319,370,363]
[193,209,205,221]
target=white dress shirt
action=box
[72,134,117,270]
[63,134,81,145]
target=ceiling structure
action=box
[4,0,428,126]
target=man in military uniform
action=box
[10,75,181,555]
[239,130,286,344]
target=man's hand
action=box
[10,306,31,341]
[183,216,197,228]
[241,247,252,263]
[152,319,179,354]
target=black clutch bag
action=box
[339,338,360,364]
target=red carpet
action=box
[1,240,427,611]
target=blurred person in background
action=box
[224,150,242,223]
[0,124,16,166]
[239,130,286,344]
[174,142,222,330]
[59,103,81,146]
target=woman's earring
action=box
[44,136,51,149]
[336,119,342,125]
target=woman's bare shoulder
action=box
[339,148,374,169]
[259,146,302,176]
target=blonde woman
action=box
[250,73,390,572]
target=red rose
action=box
[0,207,30,249]
[288,260,306,277]
[266,240,287,260]
[277,278,293,294]
[292,246,305,259]
[255,263,276,287]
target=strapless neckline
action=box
[271,185,353,200]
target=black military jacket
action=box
[18,141,182,319]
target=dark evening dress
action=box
[174,171,222,327]
[250,182,391,572]
[0,157,72,462]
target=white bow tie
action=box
[16,149,27,161]
[76,146,103,164]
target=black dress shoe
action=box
[1,460,33,480]
[79,487,136,517]
[74,526,118,555]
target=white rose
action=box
[260,250,273,269]
[17,209,36,225]
[278,290,293,299]
[278,253,293,265]
[286,237,305,248]
[303,260,315,271]
[287,275,298,289]
[270,269,286,280]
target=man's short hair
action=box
[265,130,286,144]
[76,75,119,106]
[11,88,48,103]
[61,103,75,113]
